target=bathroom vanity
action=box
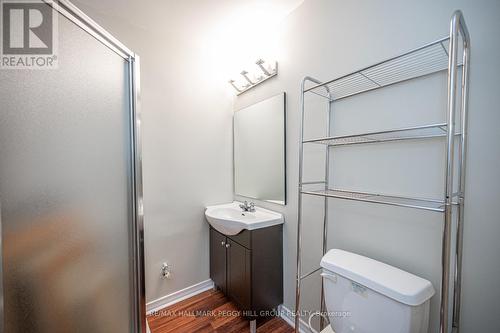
[206,92,286,325]
[206,202,284,318]
[209,225,283,316]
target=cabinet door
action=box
[210,228,227,293]
[227,239,251,311]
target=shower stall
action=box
[0,1,145,332]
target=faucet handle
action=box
[239,201,255,211]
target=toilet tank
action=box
[320,249,435,333]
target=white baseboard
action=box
[146,279,214,314]
[279,304,315,333]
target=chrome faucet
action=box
[239,201,255,212]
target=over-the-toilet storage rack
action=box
[295,11,470,333]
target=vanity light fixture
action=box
[228,79,243,93]
[240,70,255,86]
[256,59,272,76]
[228,59,278,95]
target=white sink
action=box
[205,201,283,236]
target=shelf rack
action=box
[305,36,462,101]
[300,189,449,212]
[302,123,453,147]
[295,11,470,333]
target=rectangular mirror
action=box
[234,93,286,205]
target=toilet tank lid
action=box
[320,249,435,306]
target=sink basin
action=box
[205,201,283,236]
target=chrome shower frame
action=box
[41,1,147,332]
[295,11,469,333]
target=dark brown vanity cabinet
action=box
[209,225,283,316]
[210,228,228,293]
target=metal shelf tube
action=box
[441,10,469,333]
[319,89,332,331]
[295,76,330,332]
[452,11,470,333]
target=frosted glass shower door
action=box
[0,4,142,333]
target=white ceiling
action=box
[73,0,305,32]
[71,0,305,80]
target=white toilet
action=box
[320,249,435,333]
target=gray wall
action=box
[234,0,500,332]
[73,1,234,304]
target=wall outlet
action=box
[161,262,172,279]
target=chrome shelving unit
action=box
[295,11,470,333]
